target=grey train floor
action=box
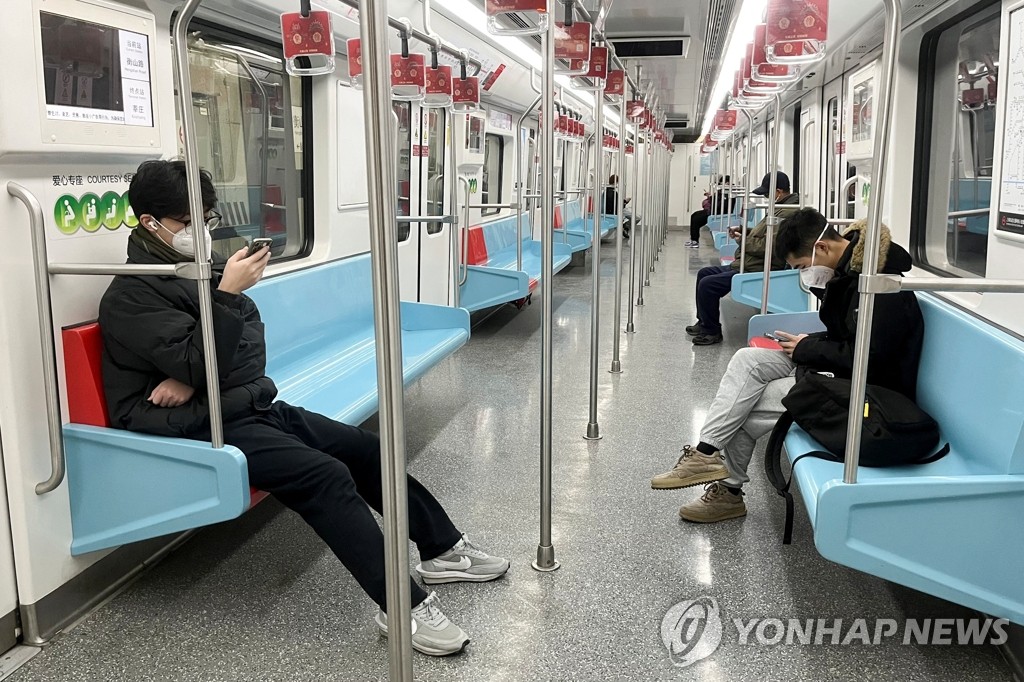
[14,232,1014,682]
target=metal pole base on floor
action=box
[609,359,622,374]
[625,323,635,333]
[532,545,560,572]
[584,422,602,440]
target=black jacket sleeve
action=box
[103,283,248,387]
[791,293,910,374]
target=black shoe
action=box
[692,333,724,346]
[685,323,702,336]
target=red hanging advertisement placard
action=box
[555,23,592,61]
[346,38,362,86]
[391,53,425,87]
[752,24,791,79]
[626,99,645,121]
[281,10,335,76]
[766,0,828,43]
[487,0,546,12]
[765,0,828,64]
[715,109,737,131]
[281,11,334,59]
[584,46,608,79]
[452,76,480,111]
[605,70,625,96]
[424,65,453,108]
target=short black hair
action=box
[609,174,618,184]
[129,160,218,221]
[774,208,841,259]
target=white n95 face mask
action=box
[799,226,835,290]
[152,219,212,260]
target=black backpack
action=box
[764,373,949,544]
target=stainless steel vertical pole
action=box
[450,112,461,308]
[738,110,754,274]
[643,127,654,285]
[842,0,902,484]
[759,95,783,316]
[517,95,543,270]
[585,88,603,440]
[626,66,641,327]
[534,6,559,573]
[357,0,414,675]
[172,0,225,450]
[610,98,627,370]
[635,95,647,305]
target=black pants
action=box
[690,210,709,242]
[223,402,462,611]
[695,265,737,335]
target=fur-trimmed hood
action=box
[838,219,912,275]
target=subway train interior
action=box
[0,0,1023,679]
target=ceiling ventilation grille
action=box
[695,0,736,134]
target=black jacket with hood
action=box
[791,220,923,400]
[98,238,277,438]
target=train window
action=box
[481,133,504,217]
[393,102,412,241]
[182,30,309,261]
[914,4,1000,277]
[423,108,447,235]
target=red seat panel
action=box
[62,322,267,508]
[62,323,111,428]
[466,226,488,266]
[553,206,563,230]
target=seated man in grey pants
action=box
[651,208,923,522]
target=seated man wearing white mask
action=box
[99,160,508,657]
[650,208,923,523]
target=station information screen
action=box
[40,11,153,127]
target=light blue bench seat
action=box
[63,253,470,555]
[770,294,1024,623]
[459,213,572,311]
[731,269,810,314]
[556,201,616,253]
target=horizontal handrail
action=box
[396,215,457,223]
[947,208,990,218]
[863,274,1024,295]
[48,262,209,279]
[335,0,483,75]
[468,203,517,210]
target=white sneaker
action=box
[374,592,469,656]
[416,534,510,584]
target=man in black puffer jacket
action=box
[650,208,923,524]
[99,160,507,656]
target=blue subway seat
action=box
[64,253,470,555]
[559,201,616,253]
[713,231,732,250]
[731,270,810,314]
[707,213,741,232]
[478,214,572,277]
[776,293,1024,623]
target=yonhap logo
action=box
[660,596,723,668]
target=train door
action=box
[844,61,877,222]
[394,102,420,301]
[417,108,452,305]
[822,76,849,219]
[0,437,20,654]
[799,90,820,209]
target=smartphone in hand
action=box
[764,331,786,342]
[247,238,273,258]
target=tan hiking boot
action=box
[650,445,729,490]
[679,482,747,523]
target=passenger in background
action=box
[99,160,508,658]
[604,174,632,239]
[686,174,733,248]
[654,208,922,522]
[687,171,799,346]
